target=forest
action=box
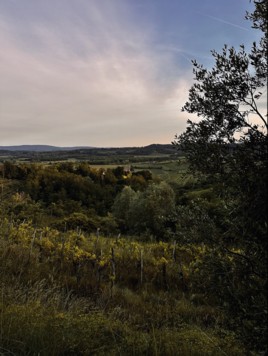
[0,0,267,354]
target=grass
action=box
[0,219,248,355]
[0,286,245,355]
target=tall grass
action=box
[0,218,248,355]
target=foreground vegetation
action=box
[0,217,247,355]
[0,159,266,355]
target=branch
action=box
[250,91,267,128]
[242,89,267,129]
[237,110,260,133]
[223,245,264,279]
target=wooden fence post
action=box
[172,240,177,262]
[110,247,116,297]
[30,229,36,256]
[140,249,144,286]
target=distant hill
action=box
[0,144,174,153]
[0,143,181,163]
[0,145,93,152]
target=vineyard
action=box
[1,217,248,355]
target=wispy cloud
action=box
[0,1,191,146]
[201,13,251,32]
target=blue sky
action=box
[0,0,259,147]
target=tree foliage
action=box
[112,182,176,238]
[174,0,267,244]
[173,1,267,350]
[174,0,267,176]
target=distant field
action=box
[131,158,189,180]
[90,158,191,183]
[0,144,190,183]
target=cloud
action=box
[0,1,194,146]
[200,14,251,32]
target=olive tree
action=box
[173,1,267,350]
[174,0,267,248]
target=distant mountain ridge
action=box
[0,145,93,152]
[0,144,180,163]
[0,144,173,153]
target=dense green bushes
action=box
[0,162,177,238]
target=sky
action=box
[0,0,260,147]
